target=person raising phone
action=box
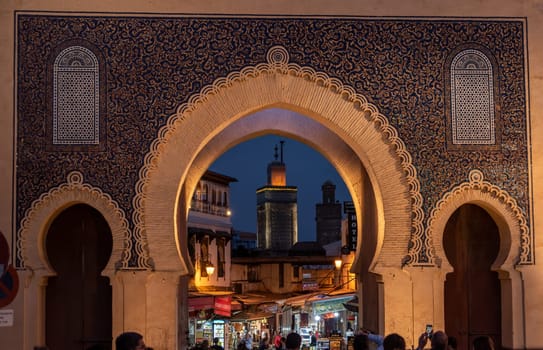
[416,328,447,350]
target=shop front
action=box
[229,310,275,343]
[188,295,236,349]
[309,294,357,347]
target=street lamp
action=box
[334,259,342,270]
[205,261,215,276]
[334,259,342,287]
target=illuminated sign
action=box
[344,202,357,251]
[302,279,319,291]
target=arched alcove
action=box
[17,171,129,274]
[16,171,129,348]
[426,170,528,349]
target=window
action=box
[450,49,496,146]
[202,185,208,202]
[53,46,100,145]
[217,238,225,278]
[188,236,196,266]
[247,265,259,282]
[200,237,209,277]
[293,265,300,279]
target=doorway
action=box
[46,204,113,350]
[444,204,501,350]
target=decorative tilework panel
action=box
[53,46,99,145]
[15,15,529,266]
[451,50,495,145]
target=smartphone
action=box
[425,324,433,338]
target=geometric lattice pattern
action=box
[53,46,99,145]
[451,49,495,145]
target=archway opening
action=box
[138,60,416,346]
[210,133,352,244]
[46,204,113,350]
[176,107,388,348]
[443,204,501,350]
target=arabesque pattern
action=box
[15,15,530,267]
[426,169,531,264]
[16,171,130,269]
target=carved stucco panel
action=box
[427,169,530,271]
[17,171,130,273]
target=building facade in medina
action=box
[0,1,542,350]
[316,180,343,247]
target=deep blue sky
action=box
[209,134,352,242]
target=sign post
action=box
[0,231,19,309]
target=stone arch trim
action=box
[427,169,531,270]
[134,45,426,270]
[17,171,130,273]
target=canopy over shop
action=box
[279,292,357,337]
[188,294,241,348]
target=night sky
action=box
[210,134,352,242]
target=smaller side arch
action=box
[426,169,529,349]
[426,169,530,273]
[17,171,129,275]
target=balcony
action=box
[190,199,230,217]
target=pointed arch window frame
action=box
[445,45,501,151]
[47,41,106,152]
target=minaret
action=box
[256,141,298,251]
[267,142,286,186]
[316,180,342,246]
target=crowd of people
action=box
[111,328,496,350]
[353,329,495,350]
[232,329,280,350]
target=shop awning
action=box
[309,294,356,314]
[343,296,359,313]
[279,291,321,309]
[188,295,239,317]
[188,296,215,312]
[230,299,242,311]
[230,311,275,322]
[234,292,285,307]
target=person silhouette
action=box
[212,337,225,350]
[115,332,146,350]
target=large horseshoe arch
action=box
[137,46,418,276]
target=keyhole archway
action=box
[138,46,423,274]
[136,46,425,348]
[179,108,396,337]
[426,169,529,349]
